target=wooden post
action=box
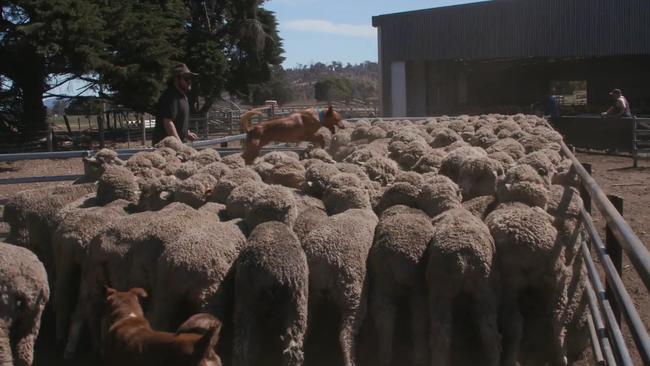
[605,195,624,324]
[77,116,81,131]
[579,163,592,214]
[141,113,146,146]
[98,113,105,149]
[126,112,131,148]
[46,124,53,152]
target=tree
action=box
[249,65,293,105]
[314,76,353,102]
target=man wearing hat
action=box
[152,63,199,145]
[602,88,633,118]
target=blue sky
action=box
[265,0,488,68]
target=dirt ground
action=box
[0,151,648,364]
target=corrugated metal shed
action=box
[372,0,650,61]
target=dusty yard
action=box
[0,151,648,364]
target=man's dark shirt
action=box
[152,85,189,145]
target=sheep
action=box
[363,156,399,186]
[148,218,247,332]
[343,147,381,166]
[211,168,262,203]
[303,161,341,198]
[3,183,97,273]
[191,148,221,166]
[174,161,201,180]
[0,242,49,366]
[411,149,447,174]
[517,133,552,153]
[469,128,499,149]
[552,159,581,188]
[96,165,140,205]
[457,155,504,200]
[389,140,433,171]
[233,221,308,366]
[439,146,487,182]
[487,151,516,168]
[198,161,232,180]
[292,206,329,243]
[322,173,371,215]
[462,195,498,220]
[225,181,268,219]
[518,151,557,182]
[51,195,129,344]
[486,138,526,160]
[329,130,355,161]
[173,173,219,209]
[245,184,298,230]
[302,209,378,366]
[81,148,125,182]
[426,208,500,366]
[496,164,551,209]
[221,153,246,170]
[125,151,167,177]
[375,181,421,213]
[302,148,336,164]
[155,136,186,151]
[486,204,568,366]
[137,175,178,211]
[367,206,434,366]
[416,177,463,217]
[254,152,306,189]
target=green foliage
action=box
[314,76,353,102]
[249,66,293,105]
[0,0,284,134]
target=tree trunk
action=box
[15,54,48,136]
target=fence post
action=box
[46,124,53,152]
[141,114,146,146]
[98,113,105,149]
[579,163,592,214]
[605,195,624,324]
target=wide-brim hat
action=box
[172,63,199,77]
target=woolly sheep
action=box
[302,209,378,366]
[329,130,355,161]
[221,153,246,170]
[97,165,140,205]
[233,221,308,366]
[254,153,306,189]
[0,242,49,366]
[426,208,500,366]
[137,175,178,211]
[125,151,167,178]
[174,161,201,180]
[486,138,526,160]
[302,148,336,164]
[416,177,463,217]
[198,161,232,180]
[363,156,399,186]
[173,173,218,209]
[303,161,340,198]
[211,168,262,203]
[81,148,124,182]
[375,181,421,213]
[552,159,581,188]
[496,164,551,208]
[245,184,298,230]
[487,151,516,167]
[51,195,129,344]
[292,206,329,243]
[518,151,557,183]
[367,206,433,366]
[457,155,504,200]
[469,128,498,149]
[486,204,568,366]
[439,146,487,182]
[411,149,447,174]
[322,173,371,215]
[390,140,433,170]
[225,181,268,219]
[462,195,498,220]
[3,183,97,272]
[155,136,185,151]
[191,148,221,166]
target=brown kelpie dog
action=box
[240,106,345,164]
[103,287,222,366]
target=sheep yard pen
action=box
[1,115,650,366]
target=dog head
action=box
[321,105,345,134]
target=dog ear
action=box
[326,104,334,115]
[103,285,116,298]
[197,324,221,358]
[129,288,148,299]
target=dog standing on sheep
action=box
[240,106,345,164]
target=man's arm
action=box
[612,99,626,118]
[162,118,181,140]
[602,106,614,117]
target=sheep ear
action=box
[197,325,221,359]
[130,288,148,299]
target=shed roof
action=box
[372,0,650,61]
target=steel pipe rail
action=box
[561,142,650,291]
[582,239,630,365]
[0,175,84,185]
[582,208,650,364]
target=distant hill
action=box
[284,61,378,104]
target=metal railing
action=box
[562,141,650,365]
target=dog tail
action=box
[240,108,265,133]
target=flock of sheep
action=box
[1,113,589,366]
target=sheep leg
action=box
[474,286,501,366]
[411,289,429,366]
[63,307,83,359]
[233,311,255,366]
[428,292,453,366]
[12,308,42,366]
[281,291,308,366]
[54,256,76,345]
[0,323,14,366]
[499,290,523,366]
[339,295,366,366]
[370,292,396,366]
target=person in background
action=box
[152,63,199,145]
[544,92,561,123]
[602,88,633,118]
